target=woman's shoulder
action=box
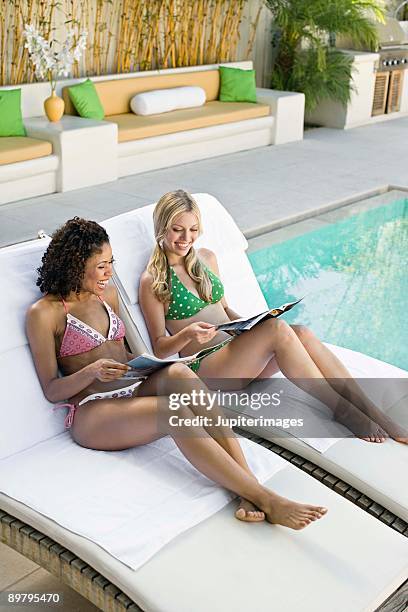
[26,294,61,324]
[197,247,217,262]
[140,269,154,288]
[197,248,218,272]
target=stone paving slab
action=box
[1,117,408,247]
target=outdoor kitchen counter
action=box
[307,17,408,129]
[306,50,382,129]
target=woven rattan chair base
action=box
[0,509,141,611]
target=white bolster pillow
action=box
[130,86,206,116]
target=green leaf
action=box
[266,0,383,110]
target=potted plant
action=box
[264,0,385,112]
[23,25,87,122]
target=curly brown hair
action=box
[37,217,110,297]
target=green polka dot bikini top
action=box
[165,264,224,320]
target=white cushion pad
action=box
[0,433,284,570]
[0,238,66,459]
[1,463,407,612]
[130,86,206,116]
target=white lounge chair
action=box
[102,193,408,525]
[1,235,408,612]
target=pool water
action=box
[248,198,408,370]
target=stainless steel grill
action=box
[374,17,408,71]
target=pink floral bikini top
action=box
[59,296,126,358]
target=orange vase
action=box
[44,89,65,122]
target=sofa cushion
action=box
[68,78,105,120]
[0,137,53,166]
[109,101,270,143]
[0,88,26,137]
[130,86,206,116]
[219,66,257,103]
[63,70,220,116]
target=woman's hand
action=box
[86,359,130,382]
[185,322,217,345]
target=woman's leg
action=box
[71,383,327,530]
[197,319,387,442]
[291,325,408,444]
[137,364,265,521]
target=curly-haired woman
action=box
[26,217,327,529]
[140,190,407,445]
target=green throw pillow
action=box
[219,66,257,103]
[0,89,26,137]
[68,79,104,120]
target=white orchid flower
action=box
[23,23,88,89]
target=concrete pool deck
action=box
[0,116,408,248]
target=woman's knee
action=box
[159,397,198,435]
[166,362,197,380]
[292,324,315,346]
[265,318,296,346]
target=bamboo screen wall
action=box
[0,0,267,86]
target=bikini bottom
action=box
[187,338,276,373]
[54,381,142,429]
[188,339,232,373]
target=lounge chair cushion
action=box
[2,463,408,612]
[0,239,66,459]
[0,433,283,570]
[108,101,270,142]
[0,136,52,166]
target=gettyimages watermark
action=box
[155,377,408,439]
[167,388,303,430]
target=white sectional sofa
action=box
[0,84,59,206]
[62,61,305,177]
[0,62,305,205]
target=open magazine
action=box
[122,343,230,379]
[215,297,303,334]
[122,297,303,378]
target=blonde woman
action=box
[140,190,408,445]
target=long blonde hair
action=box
[147,190,213,304]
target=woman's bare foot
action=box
[334,394,408,444]
[368,413,408,445]
[360,424,388,443]
[235,498,265,522]
[334,404,387,443]
[259,491,327,530]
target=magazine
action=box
[215,297,303,334]
[122,297,302,378]
[122,342,231,378]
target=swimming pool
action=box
[248,197,408,370]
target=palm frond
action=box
[264,0,384,48]
[272,48,355,112]
[265,0,383,111]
